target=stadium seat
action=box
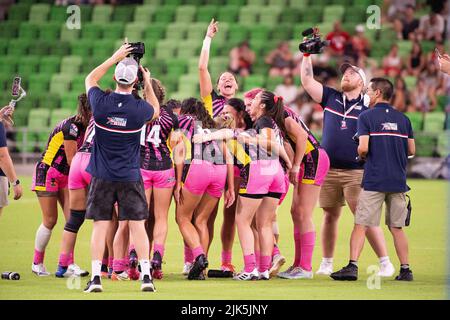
[259,6,282,26]
[288,0,309,7]
[175,5,197,24]
[39,23,61,40]
[227,25,248,45]
[184,0,203,5]
[39,56,61,75]
[28,108,50,129]
[60,93,80,110]
[177,74,199,98]
[82,23,103,40]
[51,109,74,128]
[397,40,413,58]
[17,56,40,74]
[104,23,124,40]
[71,75,86,94]
[271,24,293,41]
[166,58,188,76]
[414,132,436,157]
[60,25,80,42]
[196,5,218,23]
[28,4,50,23]
[29,40,51,56]
[143,0,162,4]
[301,6,323,24]
[155,40,177,60]
[19,23,40,40]
[0,56,17,75]
[186,23,208,40]
[49,6,67,22]
[0,21,20,38]
[143,23,167,43]
[243,74,265,91]
[92,41,115,58]
[36,93,60,110]
[249,25,271,43]
[437,95,448,112]
[7,39,29,56]
[405,112,423,132]
[60,56,83,75]
[166,23,187,40]
[112,6,135,23]
[133,5,155,23]
[424,112,446,133]
[153,6,176,24]
[269,0,287,5]
[91,5,113,23]
[344,6,366,23]
[12,108,29,128]
[28,74,51,93]
[71,39,93,56]
[176,41,200,59]
[323,5,345,23]
[227,0,246,5]
[239,6,259,25]
[280,8,302,24]
[436,131,449,157]
[49,74,72,95]
[265,76,284,91]
[49,41,71,56]
[7,4,31,22]
[124,23,146,42]
[217,5,240,23]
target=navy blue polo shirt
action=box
[0,122,7,177]
[357,102,414,193]
[320,86,368,169]
[87,87,154,182]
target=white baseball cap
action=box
[114,57,138,85]
[340,63,367,88]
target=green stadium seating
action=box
[49,74,72,95]
[166,23,187,40]
[217,5,240,23]
[143,23,167,42]
[133,5,155,23]
[60,93,80,110]
[50,109,73,128]
[177,74,199,97]
[124,23,146,42]
[436,131,449,157]
[424,112,446,133]
[437,95,448,112]
[7,39,29,56]
[112,6,135,23]
[421,40,436,53]
[196,5,218,23]
[28,109,50,129]
[91,5,113,23]
[82,23,103,40]
[49,41,71,56]
[166,58,188,76]
[176,41,200,59]
[60,56,83,75]
[8,4,31,22]
[28,74,51,93]
[247,0,267,5]
[92,41,115,58]
[269,0,287,5]
[415,132,436,157]
[318,22,334,35]
[104,23,124,40]
[271,24,293,41]
[243,74,265,91]
[71,75,86,94]
[0,21,20,38]
[184,0,204,5]
[186,23,208,40]
[60,26,80,42]
[248,25,271,42]
[301,6,323,23]
[17,56,40,74]
[153,6,176,24]
[259,6,282,26]
[344,6,366,23]
[71,40,93,56]
[330,0,351,5]
[0,75,10,91]
[227,0,246,5]
[143,0,162,4]
[397,40,413,58]
[39,56,61,75]
[289,0,309,8]
[39,23,61,40]
[323,5,345,23]
[0,56,17,75]
[49,6,67,22]
[239,6,259,25]
[280,8,302,24]
[265,76,284,91]
[19,23,39,40]
[175,5,197,24]
[29,40,51,56]
[228,25,248,45]
[29,4,50,23]
[155,40,177,60]
[405,112,423,132]
[12,108,29,128]
[0,41,8,56]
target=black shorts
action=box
[86,177,148,221]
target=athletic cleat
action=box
[128,267,140,281]
[55,265,72,278]
[151,251,163,280]
[68,263,89,277]
[258,270,270,280]
[221,263,236,273]
[182,262,193,275]
[277,265,295,278]
[378,262,395,277]
[101,271,109,279]
[32,263,51,276]
[128,249,139,279]
[269,254,286,277]
[107,267,113,279]
[278,266,313,279]
[395,268,413,281]
[141,274,156,292]
[316,262,333,275]
[111,270,130,281]
[233,268,259,281]
[84,276,103,293]
[187,254,209,280]
[330,263,358,281]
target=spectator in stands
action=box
[265,41,295,77]
[392,77,411,112]
[274,75,298,108]
[349,25,371,62]
[228,41,256,77]
[422,58,446,96]
[325,21,351,56]
[411,76,437,112]
[393,4,420,40]
[385,0,417,21]
[417,11,445,42]
[382,44,402,77]
[406,41,426,76]
[438,53,450,75]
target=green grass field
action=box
[0,177,447,300]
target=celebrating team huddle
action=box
[28,19,414,293]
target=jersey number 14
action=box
[141,125,162,147]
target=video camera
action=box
[299,27,329,54]
[128,42,145,90]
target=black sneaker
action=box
[330,263,358,281]
[395,268,413,281]
[188,254,209,280]
[141,274,156,292]
[151,251,163,280]
[83,276,103,293]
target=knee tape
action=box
[64,210,86,233]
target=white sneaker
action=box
[269,254,286,278]
[233,268,259,281]
[84,276,103,293]
[182,262,193,275]
[378,262,395,277]
[32,263,51,276]
[68,264,89,277]
[278,265,295,278]
[316,262,333,275]
[258,270,270,280]
[279,266,313,279]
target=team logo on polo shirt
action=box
[106,117,127,127]
[381,122,398,131]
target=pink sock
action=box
[33,249,45,265]
[184,245,193,264]
[243,254,256,272]
[58,253,70,267]
[68,252,74,265]
[113,259,127,273]
[299,232,315,271]
[153,243,165,258]
[272,245,280,258]
[255,251,261,270]
[108,257,114,268]
[192,246,204,260]
[294,227,301,267]
[259,255,272,273]
[221,251,232,265]
[102,258,108,266]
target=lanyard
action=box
[342,94,363,121]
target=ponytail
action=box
[260,91,287,138]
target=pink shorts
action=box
[278,173,290,205]
[68,152,92,190]
[299,148,330,186]
[182,159,227,198]
[141,168,176,189]
[31,162,68,193]
[239,160,286,197]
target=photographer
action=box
[331,78,415,282]
[83,42,159,293]
[0,106,22,217]
[300,35,393,277]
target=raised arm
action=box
[199,19,219,98]
[300,55,323,103]
[192,128,235,144]
[85,43,133,93]
[141,66,160,121]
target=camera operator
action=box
[0,106,22,217]
[331,78,415,282]
[83,42,159,293]
[300,35,393,276]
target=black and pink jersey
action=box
[39,116,86,175]
[253,116,285,161]
[178,114,225,164]
[283,106,321,154]
[140,107,179,171]
[78,116,95,153]
[202,90,227,119]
